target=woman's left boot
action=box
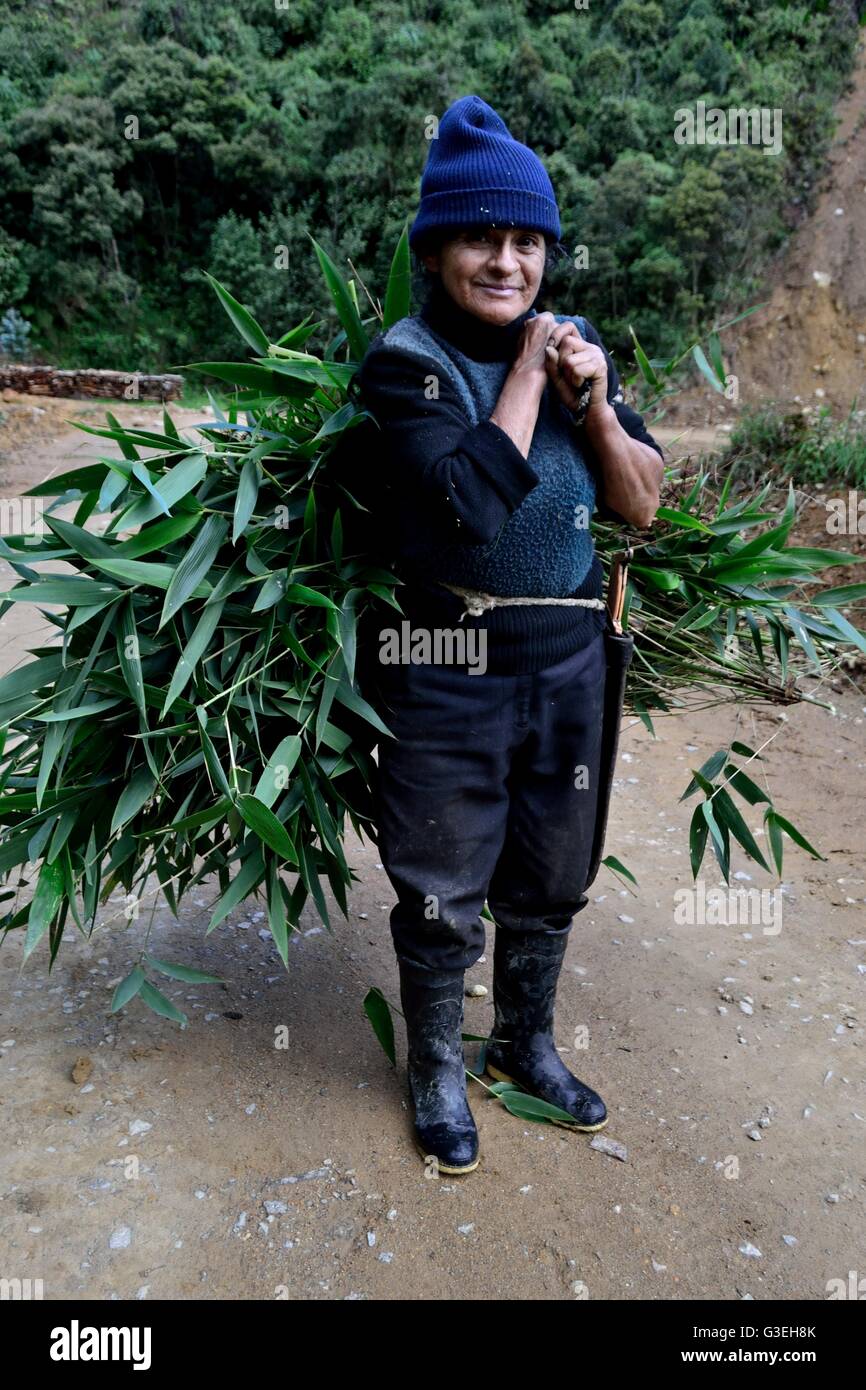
[485,926,608,1132]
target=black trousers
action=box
[359,629,607,978]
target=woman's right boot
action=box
[398,960,479,1174]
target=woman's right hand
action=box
[512,311,558,384]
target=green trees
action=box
[0,0,859,370]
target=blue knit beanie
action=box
[408,94,561,251]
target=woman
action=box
[353,94,664,1174]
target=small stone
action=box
[825,1193,840,1204]
[739,1000,754,1016]
[71,1057,92,1085]
[128,1119,151,1136]
[264,1201,288,1216]
[378,1252,394,1264]
[465,984,487,998]
[109,1226,132,1250]
[367,1231,376,1247]
[457,1223,475,1235]
[747,1129,762,1142]
[738,1242,762,1259]
[244,1104,256,1115]
[782,1235,798,1247]
[590,1134,628,1162]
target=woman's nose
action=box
[486,241,519,273]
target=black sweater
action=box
[350,285,663,675]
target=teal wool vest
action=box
[375,311,598,598]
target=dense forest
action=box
[0,0,862,373]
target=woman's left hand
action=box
[544,323,608,413]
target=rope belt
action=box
[438,581,607,622]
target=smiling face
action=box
[420,225,548,325]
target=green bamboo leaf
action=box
[692,343,725,392]
[382,223,412,329]
[332,677,395,737]
[207,847,265,934]
[233,456,261,544]
[723,765,769,806]
[23,860,64,962]
[117,594,146,717]
[119,453,207,528]
[35,697,122,722]
[363,986,396,1066]
[707,331,725,386]
[139,979,188,1027]
[182,362,285,392]
[203,271,270,354]
[689,804,709,877]
[713,789,770,872]
[0,579,121,606]
[309,235,369,361]
[131,461,171,517]
[160,514,228,628]
[629,325,660,386]
[266,860,292,966]
[162,600,225,715]
[145,956,223,984]
[630,565,681,592]
[254,736,303,808]
[783,605,821,671]
[764,809,784,875]
[296,834,330,930]
[821,607,866,657]
[43,515,115,561]
[765,811,825,861]
[680,749,727,800]
[92,557,212,597]
[111,966,145,1012]
[701,800,729,882]
[283,583,340,610]
[492,1085,588,1128]
[730,741,763,760]
[110,767,157,835]
[114,512,200,557]
[810,582,866,606]
[655,506,713,533]
[235,794,298,863]
[601,854,637,885]
[24,464,110,497]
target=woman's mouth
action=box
[476,284,519,296]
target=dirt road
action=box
[0,399,863,1301]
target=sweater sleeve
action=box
[570,317,665,524]
[354,342,541,546]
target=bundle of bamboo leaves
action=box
[0,228,863,1024]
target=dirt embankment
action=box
[664,35,866,429]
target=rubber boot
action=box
[485,927,608,1132]
[398,960,479,1174]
